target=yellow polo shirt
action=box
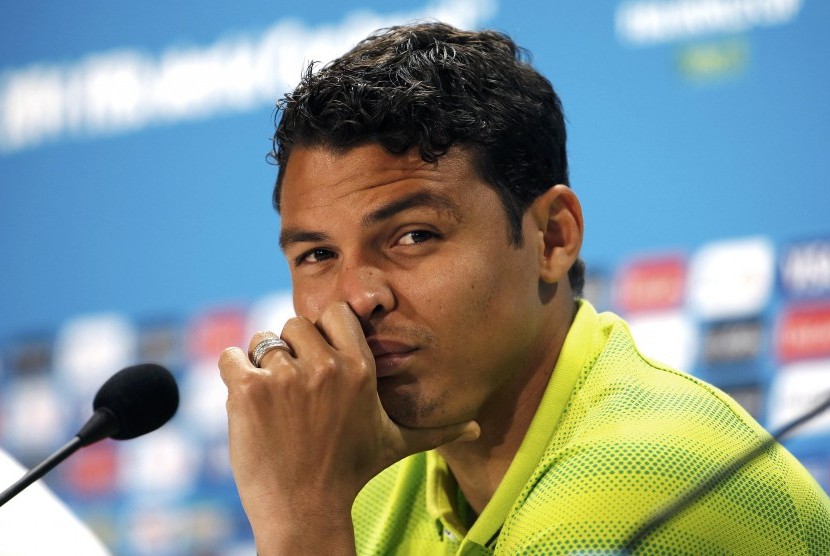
[352,301,830,554]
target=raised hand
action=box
[219,301,479,554]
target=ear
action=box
[527,185,584,285]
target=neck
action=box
[437,299,577,516]
[437,365,552,515]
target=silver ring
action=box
[251,337,293,367]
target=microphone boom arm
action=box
[0,437,82,507]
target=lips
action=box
[367,339,417,377]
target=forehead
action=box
[278,144,487,224]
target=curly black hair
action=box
[271,22,585,296]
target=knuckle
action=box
[248,330,279,352]
[236,368,263,392]
[312,353,340,375]
[352,356,374,376]
[232,367,285,402]
[257,348,289,369]
[281,315,313,336]
[269,368,295,389]
[218,346,239,367]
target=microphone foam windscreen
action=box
[93,364,179,440]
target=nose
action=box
[336,263,395,324]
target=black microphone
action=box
[619,391,830,554]
[0,363,179,507]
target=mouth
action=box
[367,339,417,377]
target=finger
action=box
[218,346,253,387]
[391,420,481,456]
[280,316,336,361]
[248,330,294,368]
[315,302,373,362]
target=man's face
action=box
[279,144,551,429]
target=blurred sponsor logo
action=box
[1,377,69,457]
[203,437,234,483]
[583,268,610,312]
[614,254,685,313]
[627,310,697,371]
[702,318,763,363]
[676,38,749,81]
[616,0,803,46]
[776,303,830,362]
[55,313,137,402]
[187,307,246,360]
[181,360,231,440]
[781,238,830,298]
[799,455,830,492]
[0,0,497,153]
[245,291,296,340]
[137,319,183,370]
[721,383,763,419]
[63,441,119,496]
[123,505,190,556]
[769,359,830,436]
[689,236,775,319]
[124,502,236,556]
[4,333,53,377]
[118,427,198,496]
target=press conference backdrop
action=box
[1,0,828,553]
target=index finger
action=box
[218,346,255,387]
[315,302,373,361]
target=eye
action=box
[396,230,437,246]
[296,248,336,265]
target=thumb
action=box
[393,420,481,455]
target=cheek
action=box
[459,253,540,345]
[406,250,524,331]
[292,283,326,321]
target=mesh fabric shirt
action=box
[352,301,830,555]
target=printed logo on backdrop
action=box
[613,254,686,313]
[769,359,830,436]
[4,333,53,377]
[118,428,199,495]
[626,311,698,372]
[616,0,803,45]
[688,236,775,320]
[0,0,497,154]
[55,313,137,401]
[582,268,611,312]
[702,318,764,364]
[245,291,296,340]
[63,442,119,496]
[776,302,830,362]
[0,377,70,460]
[137,318,184,371]
[780,237,830,299]
[721,383,764,420]
[615,0,803,81]
[187,306,247,360]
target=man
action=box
[219,22,830,554]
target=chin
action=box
[378,382,443,429]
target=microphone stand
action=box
[0,408,118,508]
[0,437,82,507]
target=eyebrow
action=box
[361,190,461,227]
[280,190,461,251]
[279,229,332,250]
